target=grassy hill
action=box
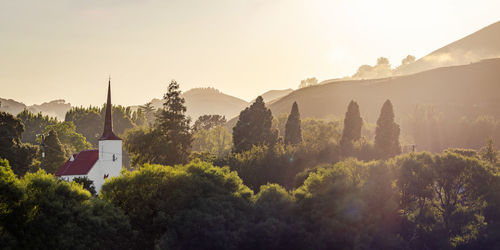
[255,89,294,103]
[268,58,500,123]
[396,21,500,75]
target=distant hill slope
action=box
[0,98,26,115]
[255,89,294,103]
[268,58,500,122]
[0,98,71,121]
[150,87,249,121]
[27,100,71,121]
[397,21,500,75]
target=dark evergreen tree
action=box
[43,130,66,174]
[233,96,278,152]
[0,112,37,175]
[340,100,363,156]
[153,80,192,165]
[374,100,401,159]
[284,102,302,145]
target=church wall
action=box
[93,140,123,193]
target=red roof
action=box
[55,150,99,177]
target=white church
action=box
[55,79,122,193]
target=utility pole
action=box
[37,134,46,169]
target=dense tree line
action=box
[3,149,499,249]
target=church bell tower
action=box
[97,77,122,183]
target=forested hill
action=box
[268,58,500,122]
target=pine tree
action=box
[284,102,302,145]
[340,100,363,155]
[233,96,278,152]
[44,129,67,174]
[374,100,401,159]
[154,80,192,165]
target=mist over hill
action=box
[396,21,500,75]
[269,58,500,122]
[0,99,71,121]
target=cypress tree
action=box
[284,102,302,145]
[233,96,278,152]
[374,100,401,159]
[340,100,363,155]
[44,129,67,174]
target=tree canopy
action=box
[233,96,278,153]
[284,102,302,145]
[374,100,401,159]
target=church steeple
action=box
[100,77,121,140]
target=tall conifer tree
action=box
[233,96,278,152]
[44,129,67,174]
[284,102,302,145]
[340,100,363,155]
[154,80,193,164]
[374,100,401,159]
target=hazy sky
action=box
[1,0,499,106]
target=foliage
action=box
[218,142,339,191]
[0,112,37,176]
[192,125,232,158]
[340,100,363,156]
[42,130,66,174]
[73,176,97,196]
[233,96,278,153]
[16,109,58,144]
[139,101,156,127]
[392,152,495,249]
[154,80,193,165]
[480,138,497,163]
[65,105,136,147]
[298,77,318,89]
[193,114,227,132]
[374,100,401,159]
[65,106,103,146]
[0,164,131,249]
[43,121,92,156]
[284,102,302,145]
[101,161,253,249]
[125,81,192,167]
[131,106,146,127]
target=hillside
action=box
[150,87,249,121]
[255,89,294,103]
[0,98,26,115]
[0,98,71,121]
[268,58,500,122]
[396,21,500,75]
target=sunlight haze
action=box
[1,0,499,106]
